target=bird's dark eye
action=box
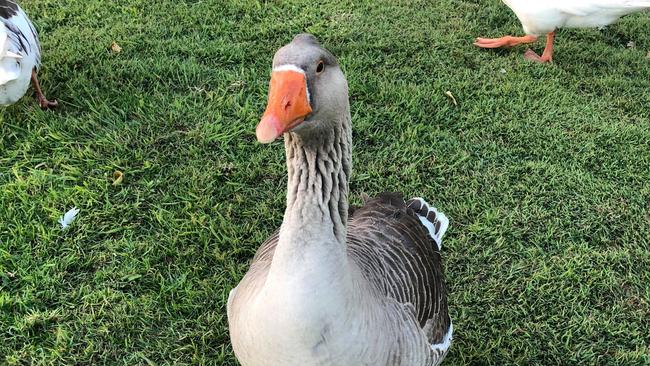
[316,60,325,74]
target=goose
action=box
[0,0,57,108]
[474,0,650,63]
[227,34,453,366]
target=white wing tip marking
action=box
[431,321,453,354]
[410,197,449,250]
[59,207,80,230]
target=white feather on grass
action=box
[59,207,80,230]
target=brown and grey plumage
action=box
[348,194,451,346]
[228,34,452,366]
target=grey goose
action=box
[227,34,453,366]
[0,0,56,108]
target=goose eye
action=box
[316,60,325,74]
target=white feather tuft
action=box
[431,321,453,353]
[59,207,80,230]
[272,64,305,74]
[5,51,22,59]
[410,197,449,250]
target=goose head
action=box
[256,34,348,143]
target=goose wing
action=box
[347,192,451,345]
[0,26,20,84]
[0,0,40,65]
[0,0,19,19]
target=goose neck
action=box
[280,116,352,249]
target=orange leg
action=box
[31,68,58,110]
[524,32,555,63]
[474,35,538,48]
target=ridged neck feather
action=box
[279,113,352,248]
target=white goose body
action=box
[476,0,650,63]
[228,34,452,366]
[503,0,650,35]
[0,0,39,106]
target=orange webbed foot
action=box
[474,35,538,49]
[474,36,515,48]
[523,32,555,64]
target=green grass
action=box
[1,0,649,364]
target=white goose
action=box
[475,0,650,63]
[227,34,453,366]
[0,0,56,108]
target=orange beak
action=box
[256,70,312,143]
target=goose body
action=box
[227,34,452,366]
[0,0,56,108]
[475,0,650,63]
[504,0,650,35]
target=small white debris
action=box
[500,68,507,74]
[627,41,636,49]
[59,207,80,230]
[445,91,458,106]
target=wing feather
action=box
[347,192,451,344]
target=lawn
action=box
[1,0,649,364]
